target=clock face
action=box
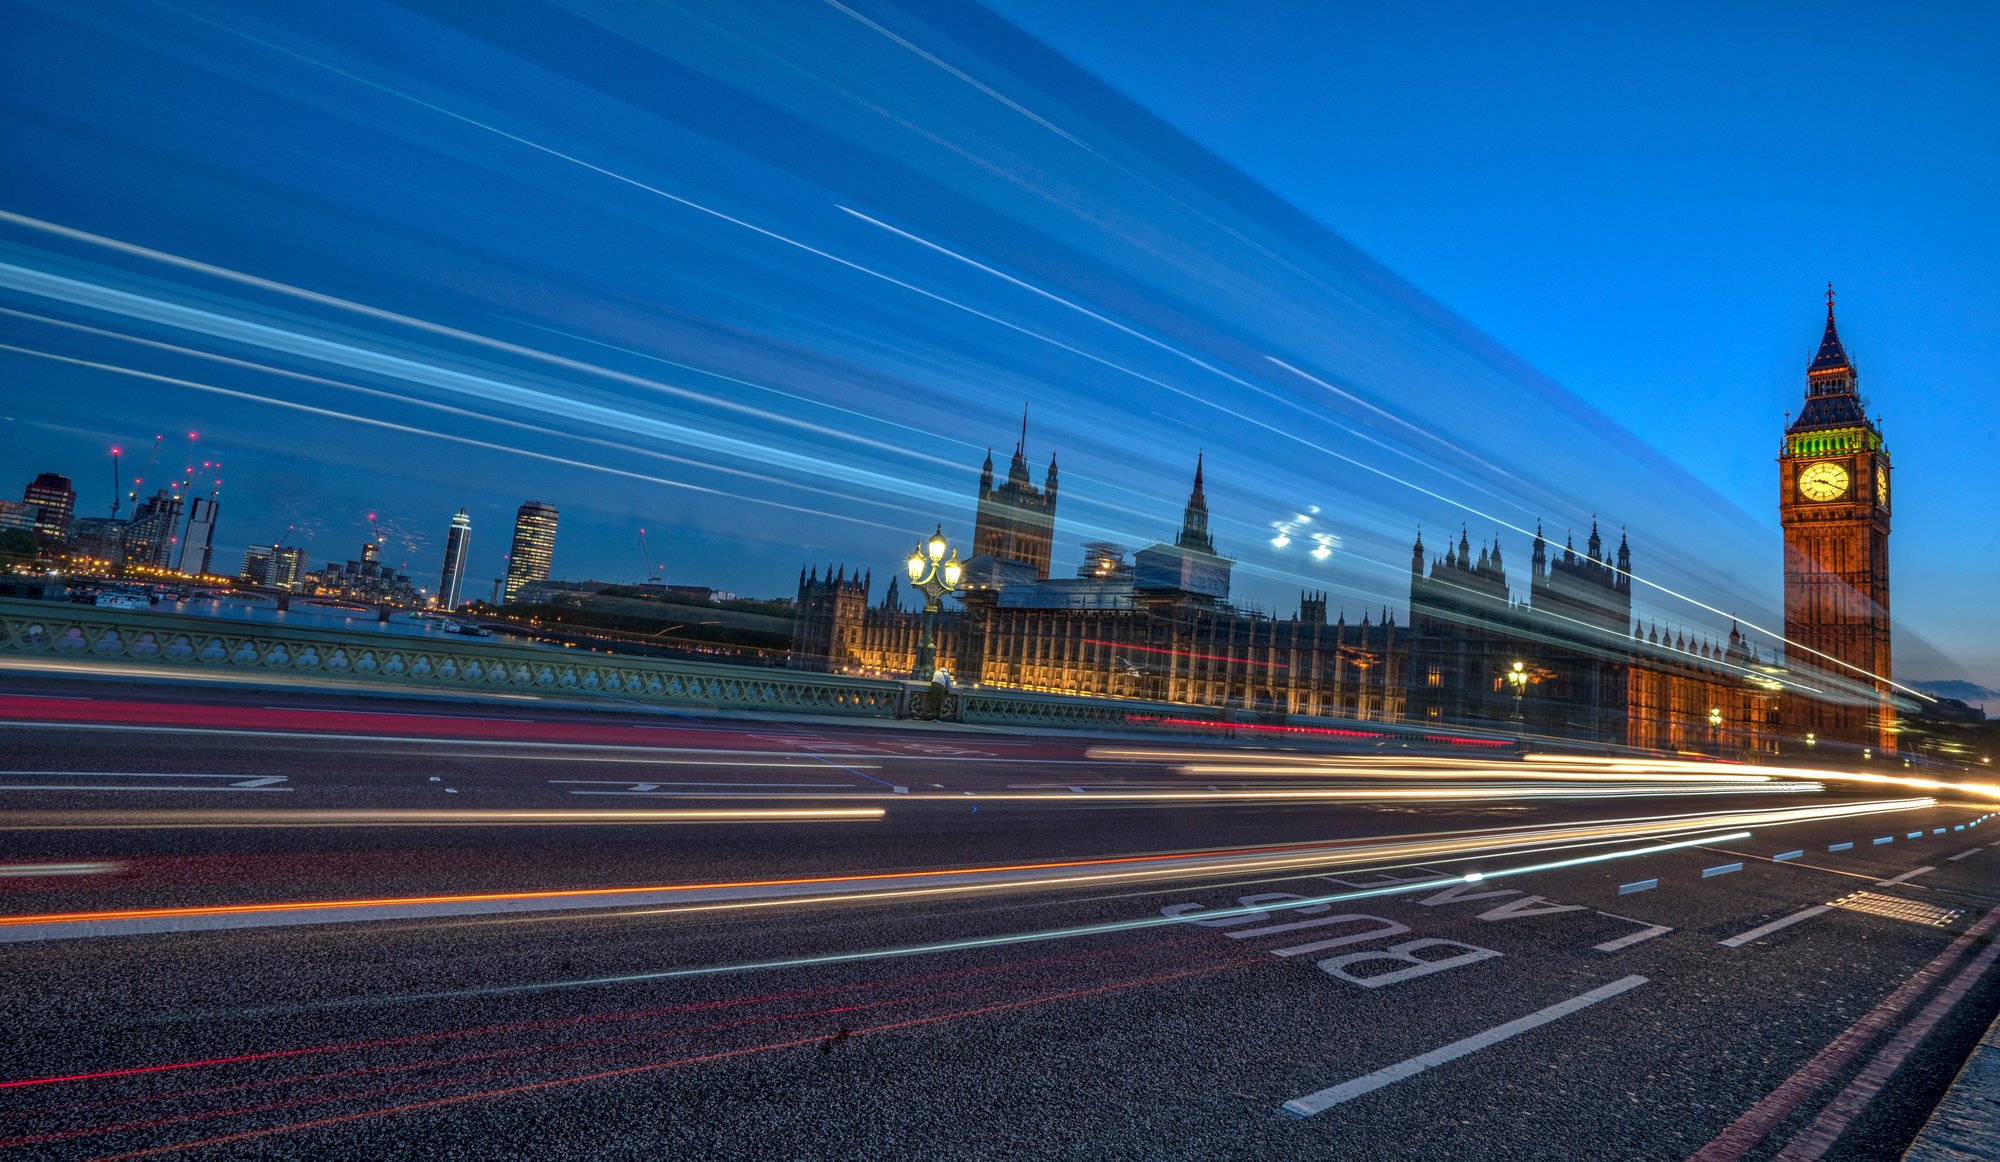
[1798,461,1849,502]
[1875,464,1889,508]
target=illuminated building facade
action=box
[502,500,559,604]
[21,472,75,541]
[439,508,471,609]
[792,427,1776,751]
[313,540,419,605]
[1778,289,1894,753]
[123,488,183,569]
[793,444,1404,719]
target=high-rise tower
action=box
[502,500,558,603]
[1778,287,1893,753]
[22,473,75,541]
[439,508,471,609]
[177,497,218,575]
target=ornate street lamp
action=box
[1708,706,1723,750]
[1506,661,1529,730]
[905,524,961,680]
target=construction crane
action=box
[637,528,663,584]
[128,434,163,508]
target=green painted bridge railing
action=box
[0,597,901,718]
[0,597,1435,740]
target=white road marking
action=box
[0,772,291,793]
[1873,866,1935,887]
[1592,911,1673,952]
[1947,848,1981,862]
[1280,975,1649,1117]
[555,780,856,790]
[0,862,121,877]
[0,785,293,793]
[1721,905,1832,947]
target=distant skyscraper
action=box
[502,500,558,603]
[438,508,471,609]
[178,497,218,575]
[124,488,183,569]
[21,472,75,541]
[241,544,274,585]
[270,545,305,589]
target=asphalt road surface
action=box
[1,674,1996,1160]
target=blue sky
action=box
[1,0,1992,694]
[986,0,2000,694]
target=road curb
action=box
[1903,1007,2000,1161]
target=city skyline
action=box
[1,1,1992,698]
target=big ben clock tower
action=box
[1779,286,1894,754]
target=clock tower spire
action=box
[1778,285,1893,755]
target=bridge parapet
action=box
[0,597,901,718]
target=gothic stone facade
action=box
[795,310,1891,759]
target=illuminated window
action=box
[1426,666,1442,688]
[1426,706,1440,719]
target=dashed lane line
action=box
[1947,848,1981,862]
[1720,906,1833,948]
[1873,866,1936,887]
[808,754,907,795]
[1280,975,1650,1118]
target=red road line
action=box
[1688,901,2000,1160]
[0,924,1216,1088]
[1772,932,2000,1160]
[88,956,1268,1160]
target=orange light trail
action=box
[0,798,1934,934]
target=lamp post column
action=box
[915,591,940,680]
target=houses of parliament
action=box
[793,296,1897,756]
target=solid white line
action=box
[550,779,855,789]
[0,771,272,778]
[0,786,293,793]
[1281,975,1649,1117]
[1947,848,1981,862]
[1874,866,1936,887]
[1721,905,1833,948]
[0,863,121,877]
[262,707,532,722]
